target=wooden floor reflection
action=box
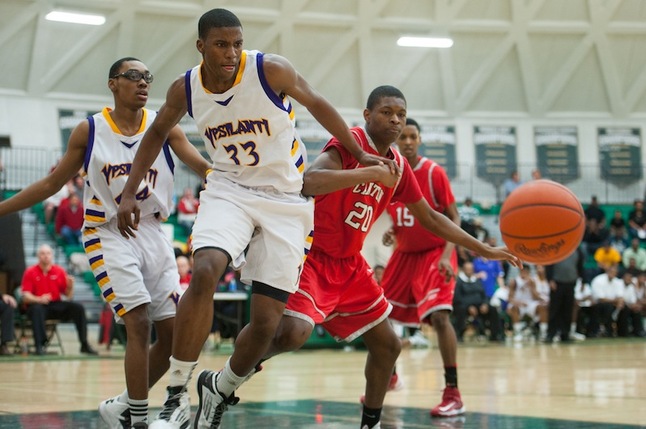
[0,333,644,428]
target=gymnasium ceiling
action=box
[2,0,646,119]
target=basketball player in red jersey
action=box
[380,118,465,418]
[247,86,520,429]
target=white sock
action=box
[169,356,198,388]
[513,323,523,334]
[215,357,246,397]
[539,323,548,335]
[570,323,577,334]
[128,398,148,425]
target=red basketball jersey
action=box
[311,127,423,258]
[386,156,456,252]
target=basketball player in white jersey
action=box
[0,57,210,428]
[116,8,398,429]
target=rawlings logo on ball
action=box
[514,239,566,259]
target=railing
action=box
[0,146,202,201]
[0,146,644,205]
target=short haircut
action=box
[406,118,420,132]
[109,57,141,79]
[198,8,242,39]
[366,85,406,110]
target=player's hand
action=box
[374,164,399,188]
[117,195,140,238]
[382,228,395,246]
[482,246,522,268]
[357,152,400,176]
[438,258,456,283]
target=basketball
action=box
[499,179,585,265]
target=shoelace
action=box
[158,393,181,420]
[209,393,240,428]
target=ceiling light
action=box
[397,36,453,48]
[45,11,106,26]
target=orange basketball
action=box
[499,179,585,265]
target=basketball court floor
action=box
[0,328,644,429]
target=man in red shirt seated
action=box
[21,244,97,355]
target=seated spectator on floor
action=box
[609,209,627,239]
[507,265,549,342]
[622,237,646,272]
[534,264,550,303]
[574,279,594,338]
[20,244,97,355]
[618,271,645,337]
[472,237,506,299]
[490,281,510,336]
[453,261,501,342]
[176,187,200,237]
[54,192,84,245]
[628,199,646,241]
[372,264,385,285]
[0,293,17,355]
[590,265,625,338]
[594,240,622,272]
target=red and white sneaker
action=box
[430,386,465,417]
[388,373,404,391]
[360,373,404,403]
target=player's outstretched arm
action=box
[117,77,188,238]
[301,148,398,197]
[407,198,521,267]
[262,54,398,175]
[0,123,87,217]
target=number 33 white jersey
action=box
[185,50,307,194]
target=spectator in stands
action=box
[503,170,523,198]
[585,195,606,229]
[43,179,74,225]
[594,240,622,272]
[531,168,543,180]
[473,237,506,299]
[609,209,627,239]
[453,261,501,342]
[608,225,630,255]
[458,197,480,238]
[590,265,625,338]
[55,192,84,245]
[628,199,646,241]
[176,187,200,237]
[72,174,85,195]
[472,218,490,243]
[545,247,585,343]
[0,293,17,355]
[20,244,97,355]
[618,271,645,337]
[507,265,549,342]
[582,218,610,259]
[622,237,646,272]
[176,255,192,297]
